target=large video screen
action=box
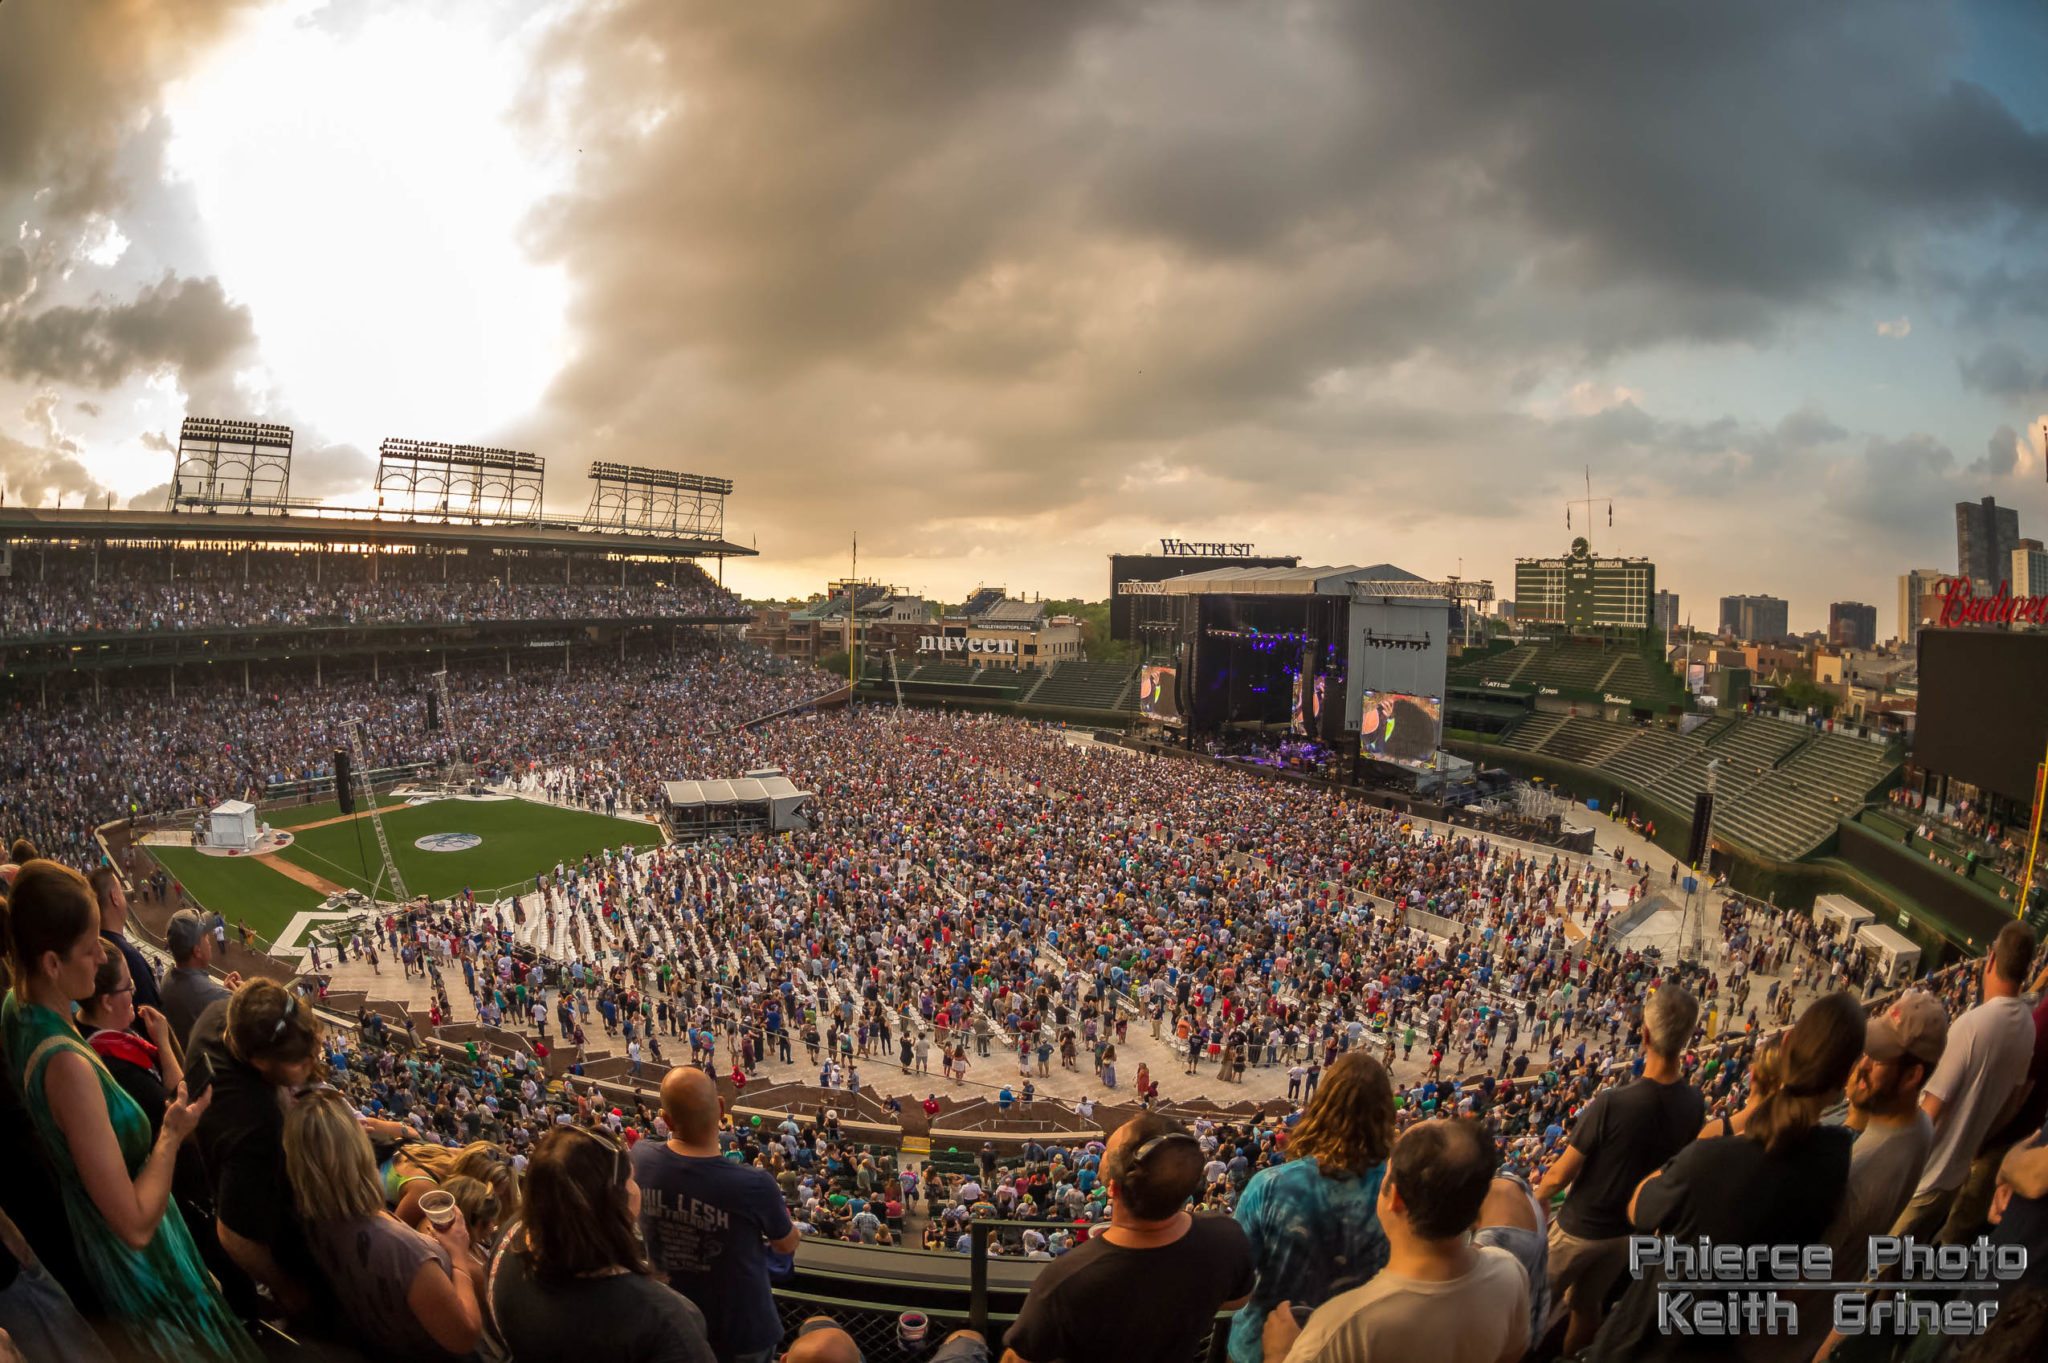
[1291,669,1325,733]
[1358,691,1442,764]
[1138,665,1180,722]
[1914,630,2048,803]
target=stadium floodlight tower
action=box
[376,438,545,522]
[169,417,294,514]
[584,461,733,540]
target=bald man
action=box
[633,1067,803,1363]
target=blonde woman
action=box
[383,1139,521,1228]
[284,1089,483,1361]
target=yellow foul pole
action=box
[2019,737,2048,919]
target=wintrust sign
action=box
[1159,538,1257,556]
[1937,578,2048,629]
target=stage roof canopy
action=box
[1155,564,1423,596]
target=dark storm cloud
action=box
[1972,425,2025,476]
[1958,340,2046,398]
[0,273,256,389]
[0,1,260,218]
[510,0,2048,577]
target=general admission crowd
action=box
[3,640,2048,1363]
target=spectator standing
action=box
[1229,1052,1395,1363]
[158,909,239,1051]
[283,1089,483,1361]
[90,867,161,1030]
[1792,991,1944,1363]
[634,1067,801,1363]
[0,861,254,1361]
[1262,1120,1528,1363]
[486,1126,716,1363]
[188,980,326,1322]
[1002,1113,1253,1363]
[1586,991,1867,1362]
[1895,922,2038,1242]
[1534,983,1701,1356]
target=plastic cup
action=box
[418,1190,458,1228]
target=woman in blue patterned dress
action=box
[1,861,257,1362]
[1229,1051,1396,1362]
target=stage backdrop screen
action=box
[1914,629,2048,804]
[1138,665,1180,722]
[1345,596,1450,730]
[1358,692,1442,764]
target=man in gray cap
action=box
[160,908,242,1050]
[1788,992,1949,1363]
[1831,990,1945,1277]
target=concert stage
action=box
[1131,564,1491,771]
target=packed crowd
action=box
[0,645,830,872]
[4,842,2047,1363]
[6,634,2048,1362]
[0,548,742,640]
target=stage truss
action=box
[584,461,733,540]
[170,417,293,514]
[375,438,545,521]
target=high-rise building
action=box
[2013,540,2048,602]
[1653,590,1681,634]
[1898,567,1946,647]
[1513,537,1656,631]
[1828,601,1877,651]
[1956,496,2021,592]
[1719,594,1791,643]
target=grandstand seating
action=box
[1598,724,1696,789]
[1021,661,1139,711]
[1489,707,1901,862]
[1540,717,1634,767]
[1494,712,1565,753]
[1450,638,1683,709]
[1714,732,1900,860]
[1642,716,1804,814]
[1447,645,1541,688]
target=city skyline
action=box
[3,1,2048,633]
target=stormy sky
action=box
[4,0,2047,634]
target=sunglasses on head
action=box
[267,991,301,1045]
[570,1126,631,1187]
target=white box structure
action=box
[208,800,259,852]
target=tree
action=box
[1043,599,1140,664]
[1777,676,1838,716]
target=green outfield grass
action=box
[277,798,656,904]
[147,798,658,945]
[149,846,331,943]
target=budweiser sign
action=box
[1937,577,2048,629]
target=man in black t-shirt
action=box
[1533,984,1701,1357]
[1003,1114,1252,1363]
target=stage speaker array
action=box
[1686,791,1714,868]
[426,692,440,732]
[333,747,355,814]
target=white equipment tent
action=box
[661,776,814,838]
[208,799,259,852]
[1854,922,1923,989]
[1812,894,1875,941]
